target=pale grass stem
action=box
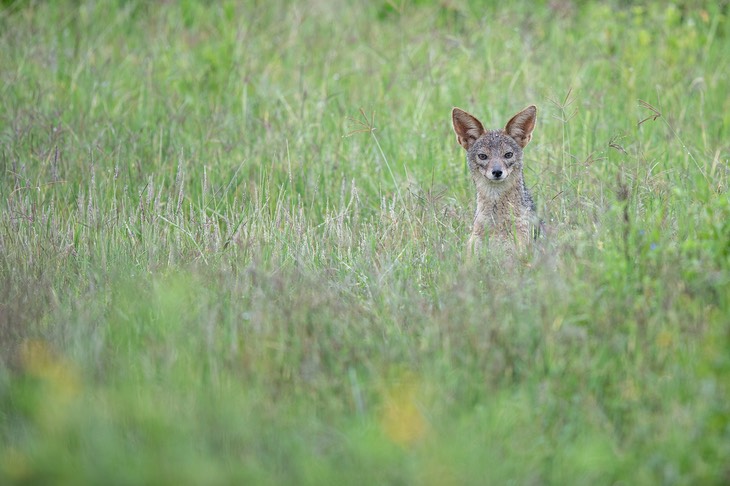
[638,98,709,185]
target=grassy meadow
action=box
[1,0,730,483]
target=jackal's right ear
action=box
[452,108,485,150]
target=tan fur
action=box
[452,106,540,256]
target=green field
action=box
[1,0,729,483]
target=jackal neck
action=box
[471,170,533,240]
[473,170,524,210]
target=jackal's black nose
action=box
[492,170,503,179]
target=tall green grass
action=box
[1,0,729,483]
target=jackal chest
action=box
[472,191,534,241]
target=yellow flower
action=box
[379,377,428,447]
[1,448,29,482]
[20,340,81,429]
[656,330,673,349]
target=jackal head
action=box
[452,105,537,185]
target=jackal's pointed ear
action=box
[452,108,485,150]
[505,105,537,148]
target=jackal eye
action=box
[477,153,488,160]
[504,152,513,159]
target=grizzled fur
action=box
[452,105,541,255]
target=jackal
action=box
[452,105,541,254]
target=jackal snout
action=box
[486,162,503,180]
[474,157,512,182]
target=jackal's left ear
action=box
[505,105,537,148]
[452,108,486,150]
